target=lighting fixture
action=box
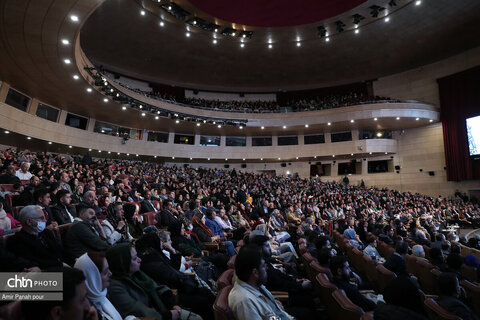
[296,42,301,47]
[4,130,9,134]
[70,15,79,22]
[278,157,281,160]
[69,145,72,148]
[172,157,175,159]
[225,158,228,161]
[141,112,146,117]
[157,111,161,114]
[136,154,139,157]
[325,37,330,42]
[385,152,388,154]
[73,75,79,80]
[159,21,165,27]
[369,152,372,154]
[126,153,129,156]
[108,152,111,154]
[175,120,180,124]
[377,132,383,137]
[140,10,145,15]
[396,117,400,120]
[155,116,159,120]
[415,0,421,5]
[260,158,263,160]
[374,118,378,121]
[416,117,419,121]
[283,125,287,129]
[429,119,433,122]
[261,126,265,130]
[240,43,245,48]
[122,106,127,110]
[296,157,299,160]
[212,39,217,44]
[327,122,331,126]
[89,149,92,151]
[64,59,71,64]
[239,126,243,129]
[332,155,335,157]
[186,32,190,37]
[384,17,390,22]
[190,157,193,160]
[154,155,157,158]
[268,44,272,49]
[305,124,309,128]
[207,158,210,160]
[48,141,52,144]
[98,150,101,153]
[354,29,359,34]
[196,123,200,126]
[350,119,354,123]
[351,153,354,156]
[218,125,222,128]
[86,88,92,92]
[103,98,108,102]
[61,39,70,45]
[242,158,245,161]
[118,153,121,155]
[139,105,143,109]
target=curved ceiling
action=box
[187,0,367,27]
[79,0,480,92]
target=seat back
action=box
[227,255,236,269]
[460,279,480,317]
[310,260,333,279]
[315,273,338,319]
[424,298,462,320]
[213,285,234,320]
[460,264,477,283]
[423,245,431,260]
[331,289,365,320]
[376,264,396,293]
[142,212,157,226]
[0,184,14,192]
[0,300,21,320]
[363,255,379,287]
[217,269,234,290]
[11,206,24,220]
[416,259,437,294]
[405,254,419,276]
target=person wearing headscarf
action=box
[344,228,364,250]
[102,203,133,245]
[74,252,137,320]
[191,212,218,243]
[123,203,148,239]
[0,203,12,234]
[169,220,203,258]
[106,243,202,320]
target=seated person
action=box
[436,272,479,320]
[344,228,364,250]
[21,267,97,320]
[123,202,148,239]
[384,241,409,277]
[106,243,202,320]
[192,212,235,257]
[169,220,204,258]
[378,225,394,246]
[51,189,76,225]
[0,202,21,235]
[329,255,376,312]
[65,204,110,258]
[411,245,428,261]
[102,203,133,245]
[363,237,385,263]
[7,205,63,269]
[74,252,137,320]
[228,244,294,320]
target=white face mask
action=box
[188,224,193,231]
[35,221,46,233]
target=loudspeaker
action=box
[394,165,401,170]
[241,164,247,168]
[281,163,287,167]
[419,169,423,172]
[288,162,292,165]
[428,171,435,176]
[224,164,230,169]
[333,161,336,164]
[193,90,198,95]
[308,162,311,164]
[390,156,394,159]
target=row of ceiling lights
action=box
[140,0,423,48]
[6,130,391,162]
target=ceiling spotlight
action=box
[4,130,9,134]
[122,106,127,110]
[374,117,378,121]
[327,122,331,126]
[260,158,263,161]
[98,150,101,153]
[48,141,52,144]
[212,39,217,44]
[214,28,218,32]
[278,157,281,160]
[203,120,207,123]
[429,119,433,122]
[354,29,359,34]
[159,21,164,27]
[168,5,172,10]
[314,156,317,159]
[305,124,309,128]
[175,120,180,124]
[196,123,200,126]
[110,89,114,92]
[268,44,272,49]
[154,155,157,158]
[89,149,92,151]
[64,59,71,64]
[212,121,216,124]
[377,132,383,137]
[139,105,143,109]
[218,124,222,128]
[296,157,299,160]
[332,155,335,157]
[136,154,139,157]
[192,20,197,25]
[369,152,373,155]
[350,119,354,123]
[70,15,79,22]
[396,117,400,120]
[69,145,72,148]
[118,152,121,155]
[186,32,190,37]
[61,39,70,45]
[225,158,228,161]
[157,111,161,114]
[207,158,210,160]
[415,0,421,5]
[385,152,388,154]
[126,153,129,156]
[239,126,243,129]
[141,112,146,117]
[73,75,79,80]
[155,116,159,120]
[103,98,108,102]
[116,93,120,97]
[296,42,301,47]
[283,125,287,129]
[172,157,175,159]
[325,37,330,42]
[190,157,193,160]
[240,43,245,48]
[108,151,111,154]
[351,153,354,156]
[140,10,145,15]
[415,117,420,121]
[384,17,390,22]
[86,88,92,92]
[261,126,265,130]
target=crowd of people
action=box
[0,147,479,319]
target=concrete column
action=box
[168,132,175,144]
[142,129,148,141]
[87,118,95,132]
[28,98,39,115]
[194,134,200,145]
[246,136,252,147]
[324,132,331,143]
[351,130,359,141]
[298,135,305,146]
[220,135,226,146]
[58,110,68,126]
[0,82,10,102]
[273,135,278,146]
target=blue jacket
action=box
[205,218,224,237]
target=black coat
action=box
[51,203,76,225]
[7,229,63,269]
[436,296,479,320]
[140,200,156,214]
[331,277,376,312]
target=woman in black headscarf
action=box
[169,220,203,258]
[123,203,148,239]
[106,243,202,320]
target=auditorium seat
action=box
[424,298,461,320]
[416,259,437,294]
[310,260,333,279]
[227,255,236,269]
[142,212,156,226]
[376,264,396,293]
[362,255,379,288]
[331,289,365,320]
[0,300,21,320]
[217,269,234,290]
[315,273,338,319]
[0,184,14,192]
[460,279,480,317]
[405,254,419,277]
[460,264,477,283]
[11,206,24,220]
[213,285,234,320]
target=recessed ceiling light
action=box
[136,154,139,157]
[89,149,92,151]
[203,120,206,123]
[101,130,105,133]
[155,116,159,120]
[48,141,52,144]
[260,158,263,160]
[212,121,216,124]
[377,132,383,137]
[212,39,217,44]
[332,155,335,157]
[261,126,265,130]
[278,157,281,160]
[69,145,72,148]
[64,59,71,64]
[305,124,309,128]
[140,10,145,15]
[118,152,121,155]
[159,21,164,27]
[385,152,388,154]
[268,44,273,49]
[232,32,236,36]
[415,0,421,5]
[415,117,420,121]
[225,158,228,161]
[73,75,79,80]
[327,122,331,126]
[396,117,400,120]
[196,123,200,126]
[122,106,127,110]
[186,32,190,37]
[98,150,101,153]
[429,119,433,122]
[154,155,157,158]
[242,158,245,161]
[239,126,243,129]
[325,37,330,42]
[86,88,92,92]
[157,111,161,114]
[126,153,130,156]
[296,157,299,160]
[350,119,355,123]
[354,29,359,34]
[141,112,146,116]
[314,156,317,159]
[27,137,31,140]
[190,157,193,160]
[218,124,222,128]
[168,5,172,10]
[61,39,70,45]
[207,158,210,160]
[214,28,218,32]
[108,151,111,154]
[384,17,390,22]
[139,105,143,109]
[351,153,354,156]
[172,157,175,159]
[4,130,9,134]
[103,98,108,102]
[369,152,372,154]
[110,89,114,92]
[240,43,245,48]
[70,15,79,22]
[374,117,378,121]
[175,120,180,124]
[283,125,287,129]
[296,42,301,47]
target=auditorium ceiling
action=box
[80,0,480,92]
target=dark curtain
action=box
[438,65,480,181]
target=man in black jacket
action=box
[51,189,76,225]
[155,199,179,228]
[436,272,478,320]
[140,190,158,213]
[7,205,64,269]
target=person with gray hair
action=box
[16,161,32,180]
[81,190,103,216]
[7,205,64,269]
[411,245,427,260]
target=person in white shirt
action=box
[16,162,33,180]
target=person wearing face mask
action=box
[7,205,64,269]
[66,204,110,258]
[106,243,203,320]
